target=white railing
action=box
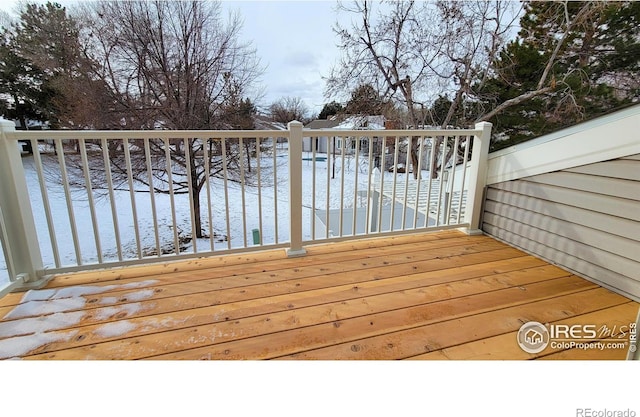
[0,119,491,294]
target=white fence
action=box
[0,119,491,295]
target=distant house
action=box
[304,115,386,155]
[253,114,287,131]
[303,118,341,153]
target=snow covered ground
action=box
[1,148,408,286]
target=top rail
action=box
[306,128,481,137]
[4,128,479,141]
[6,129,291,140]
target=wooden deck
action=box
[0,230,637,360]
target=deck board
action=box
[0,230,637,360]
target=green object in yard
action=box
[252,228,260,245]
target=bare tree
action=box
[326,0,520,177]
[269,96,310,124]
[76,0,263,239]
[328,1,620,176]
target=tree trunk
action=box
[189,143,204,239]
[332,136,336,179]
[245,139,252,173]
[410,137,420,179]
[192,185,203,239]
[430,136,443,179]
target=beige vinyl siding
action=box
[482,154,640,301]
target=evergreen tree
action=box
[220,73,256,130]
[479,1,640,150]
[0,33,54,128]
[318,101,343,120]
[345,84,391,116]
[0,2,94,128]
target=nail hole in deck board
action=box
[333,321,341,328]
[287,304,294,309]
[224,349,230,355]
[350,344,361,352]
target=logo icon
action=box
[517,321,549,353]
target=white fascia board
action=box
[487,105,640,185]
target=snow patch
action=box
[94,320,137,338]
[92,306,119,321]
[93,302,145,321]
[19,279,159,303]
[0,279,158,357]
[0,330,78,359]
[0,311,85,338]
[4,297,87,320]
[20,288,57,302]
[99,296,118,305]
[124,288,155,302]
[3,280,159,321]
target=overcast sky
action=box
[0,0,345,117]
[226,1,343,115]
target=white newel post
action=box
[0,118,44,288]
[464,121,492,235]
[286,121,307,257]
